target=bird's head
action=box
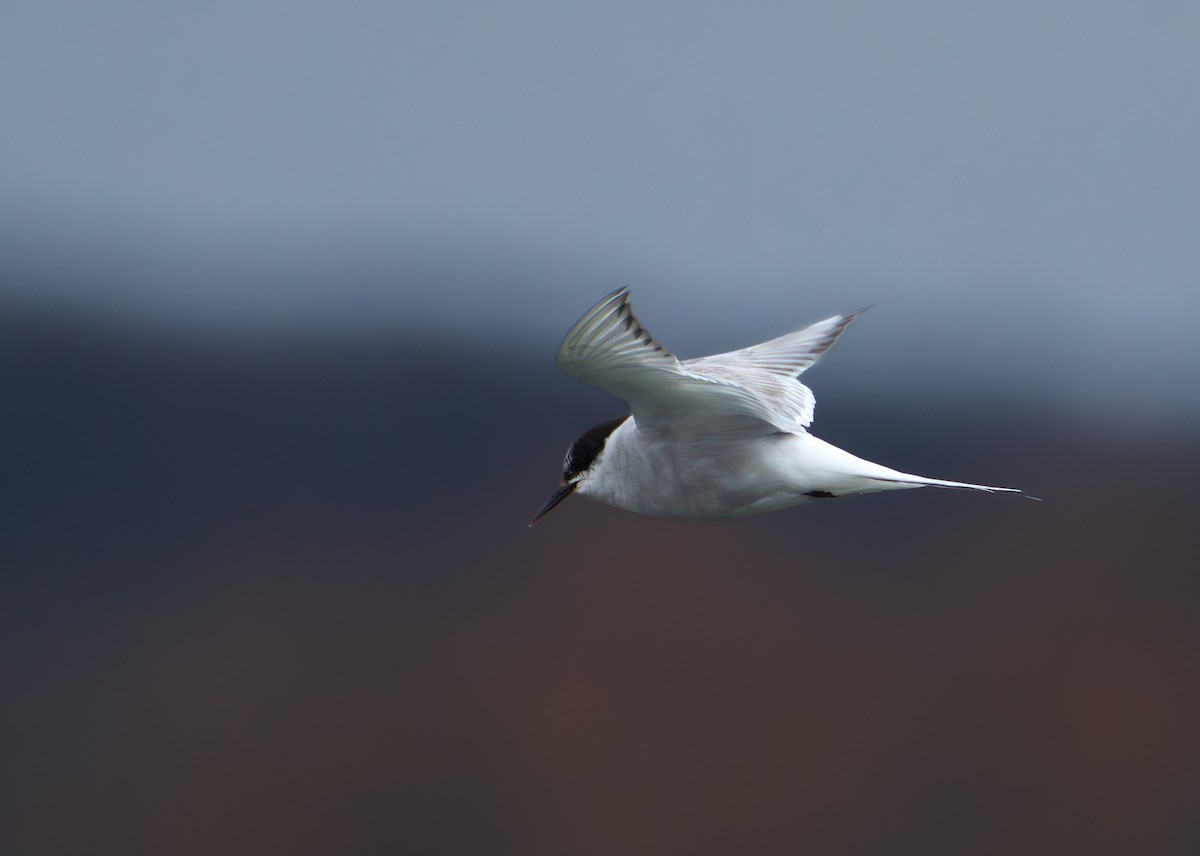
[529,416,627,525]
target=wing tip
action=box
[554,285,678,375]
[843,303,875,322]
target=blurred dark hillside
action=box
[3,309,1199,855]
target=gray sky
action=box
[3,0,1198,419]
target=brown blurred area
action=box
[3,312,1199,856]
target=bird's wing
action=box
[555,289,859,435]
[684,308,867,429]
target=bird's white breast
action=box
[577,418,819,519]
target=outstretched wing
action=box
[554,288,863,435]
[685,308,867,428]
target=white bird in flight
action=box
[531,288,1022,524]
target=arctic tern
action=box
[531,288,1021,524]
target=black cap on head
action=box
[530,415,628,526]
[562,415,628,482]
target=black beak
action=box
[529,482,577,526]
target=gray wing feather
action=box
[688,309,868,377]
[555,289,864,434]
[685,308,867,428]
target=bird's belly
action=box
[581,434,811,519]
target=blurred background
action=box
[3,1,1200,854]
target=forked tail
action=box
[871,473,1036,499]
[799,435,1034,499]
